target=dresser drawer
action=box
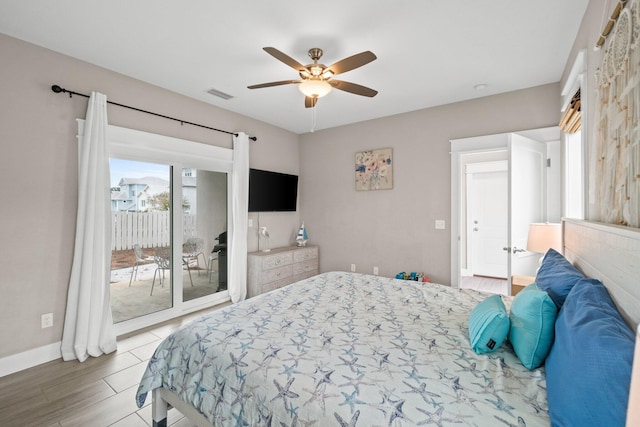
[260,264,292,285]
[292,270,318,283]
[262,276,294,294]
[261,252,293,270]
[293,247,318,263]
[293,258,318,276]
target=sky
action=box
[109,158,169,187]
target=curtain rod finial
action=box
[51,84,63,93]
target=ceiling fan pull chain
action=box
[311,105,317,133]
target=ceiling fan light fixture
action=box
[299,79,332,98]
[321,69,334,79]
[310,65,323,76]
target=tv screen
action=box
[248,168,298,212]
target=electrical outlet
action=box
[373,266,379,275]
[435,219,446,230]
[350,264,356,272]
[41,313,53,329]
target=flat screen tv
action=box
[248,168,298,212]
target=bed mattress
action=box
[136,271,549,426]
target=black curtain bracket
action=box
[51,85,257,141]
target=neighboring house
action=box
[182,168,197,215]
[111,171,197,213]
[111,176,169,212]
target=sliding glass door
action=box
[181,167,228,302]
[105,124,234,333]
[109,159,174,323]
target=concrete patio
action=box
[110,258,224,323]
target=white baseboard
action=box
[0,341,62,377]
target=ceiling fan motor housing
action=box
[308,48,323,61]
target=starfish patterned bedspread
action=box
[136,271,549,426]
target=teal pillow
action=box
[508,283,557,369]
[468,294,510,354]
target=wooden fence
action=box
[111,211,196,251]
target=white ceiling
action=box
[0,1,589,134]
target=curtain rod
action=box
[595,0,628,49]
[51,84,257,141]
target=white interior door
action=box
[508,134,546,287]
[467,161,508,278]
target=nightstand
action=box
[511,275,535,296]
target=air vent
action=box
[206,88,234,100]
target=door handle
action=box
[512,247,525,253]
[502,247,511,253]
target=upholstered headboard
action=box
[563,219,640,329]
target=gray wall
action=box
[0,33,299,359]
[299,84,560,283]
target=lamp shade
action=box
[628,325,640,426]
[298,79,332,98]
[526,223,562,254]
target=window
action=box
[564,130,584,219]
[561,50,586,220]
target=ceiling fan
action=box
[248,47,378,108]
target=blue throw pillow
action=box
[535,249,585,309]
[468,294,510,354]
[546,278,634,427]
[508,283,557,369]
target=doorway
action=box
[466,160,508,279]
[450,127,561,295]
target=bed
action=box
[136,219,640,427]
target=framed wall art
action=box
[355,148,393,191]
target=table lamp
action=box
[526,223,562,264]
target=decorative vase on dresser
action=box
[247,245,319,298]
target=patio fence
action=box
[111,211,196,251]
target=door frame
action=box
[450,126,559,289]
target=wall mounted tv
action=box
[248,168,299,212]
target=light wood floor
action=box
[459,275,509,296]
[0,306,228,427]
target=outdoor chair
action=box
[128,244,146,287]
[183,237,206,275]
[151,247,171,296]
[151,247,194,296]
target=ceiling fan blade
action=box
[327,51,377,76]
[305,97,318,108]
[330,80,378,97]
[247,80,301,89]
[263,47,307,72]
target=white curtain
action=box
[61,92,117,362]
[228,132,249,303]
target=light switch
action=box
[435,220,446,230]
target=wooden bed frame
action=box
[150,218,640,426]
[563,219,640,329]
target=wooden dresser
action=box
[247,245,319,298]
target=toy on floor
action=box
[395,271,430,282]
